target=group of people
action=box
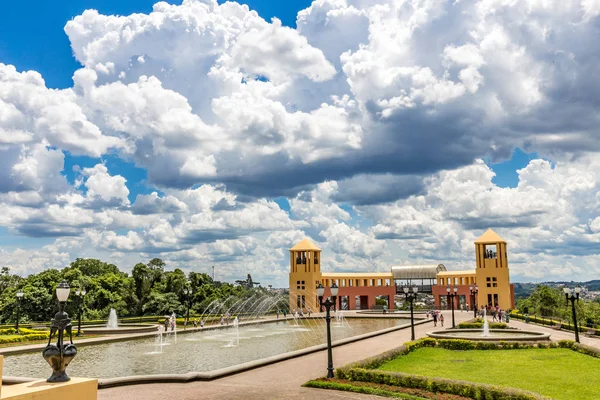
[479,304,507,322]
[426,310,445,327]
[179,317,206,330]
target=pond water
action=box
[4,317,410,379]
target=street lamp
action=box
[183,286,193,324]
[75,288,87,336]
[469,285,479,319]
[402,286,418,340]
[563,287,581,343]
[15,289,24,334]
[42,280,77,382]
[316,282,338,378]
[446,287,458,328]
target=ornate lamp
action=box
[43,280,77,382]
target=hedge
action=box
[304,379,467,400]
[0,333,50,344]
[457,321,507,329]
[333,338,600,400]
[340,368,550,400]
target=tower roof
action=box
[474,228,506,244]
[289,238,321,251]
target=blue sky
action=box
[1,0,598,284]
[1,0,527,200]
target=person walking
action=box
[200,318,205,328]
[439,313,445,327]
[432,310,438,327]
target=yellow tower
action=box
[474,229,513,310]
[289,238,322,313]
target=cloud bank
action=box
[1,0,600,284]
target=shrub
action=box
[342,369,549,400]
[0,332,50,345]
[457,321,508,329]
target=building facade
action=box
[432,229,515,311]
[289,228,514,313]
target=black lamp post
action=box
[402,285,418,340]
[184,286,192,323]
[15,289,24,334]
[563,287,581,343]
[469,285,479,319]
[446,286,458,328]
[75,288,87,336]
[42,280,77,382]
[316,282,338,378]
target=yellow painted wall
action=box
[475,241,512,310]
[289,249,322,312]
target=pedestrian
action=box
[276,309,280,319]
[432,310,438,327]
[440,313,445,327]
[220,315,224,325]
[200,318,205,328]
[307,306,312,317]
[282,309,287,318]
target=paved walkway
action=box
[99,311,473,400]
[509,318,600,349]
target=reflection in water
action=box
[4,318,409,379]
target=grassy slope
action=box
[379,347,600,400]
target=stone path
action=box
[99,311,473,400]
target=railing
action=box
[509,311,599,335]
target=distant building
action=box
[288,228,515,312]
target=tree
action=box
[235,274,260,290]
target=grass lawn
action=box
[379,347,600,400]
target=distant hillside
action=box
[513,280,600,300]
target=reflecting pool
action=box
[4,317,409,379]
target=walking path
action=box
[99,311,473,400]
[509,318,600,349]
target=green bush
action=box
[343,368,550,399]
[457,321,508,329]
[0,332,50,344]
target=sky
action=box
[1,0,600,287]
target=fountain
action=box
[482,309,490,337]
[165,312,177,344]
[427,308,550,341]
[290,311,300,326]
[333,310,348,328]
[147,325,165,354]
[107,308,119,329]
[83,308,158,335]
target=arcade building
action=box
[289,228,515,312]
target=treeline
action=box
[516,285,600,327]
[0,258,277,323]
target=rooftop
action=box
[437,270,476,276]
[321,272,392,278]
[474,228,506,244]
[391,264,447,280]
[289,238,321,251]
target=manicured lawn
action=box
[379,347,600,400]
